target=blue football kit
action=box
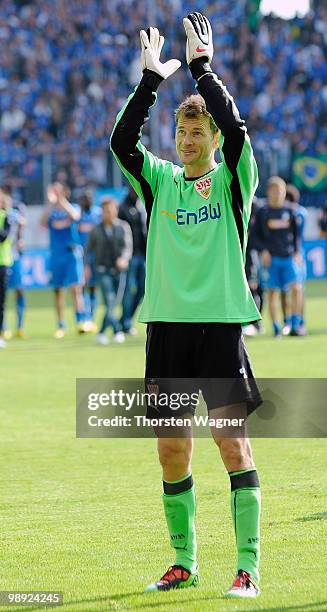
[48,205,84,288]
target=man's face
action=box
[267,183,286,208]
[175,115,218,167]
[102,202,117,224]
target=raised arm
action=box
[110,28,180,218]
[184,13,258,244]
[41,183,81,226]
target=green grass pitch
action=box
[1,281,327,611]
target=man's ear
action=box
[214,130,220,150]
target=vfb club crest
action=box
[194,177,212,200]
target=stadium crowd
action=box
[0,0,326,199]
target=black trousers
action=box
[0,266,8,333]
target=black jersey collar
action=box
[183,167,216,181]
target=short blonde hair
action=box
[267,176,287,191]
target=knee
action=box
[158,438,192,470]
[216,438,253,472]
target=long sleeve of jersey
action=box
[110,70,164,221]
[195,66,258,247]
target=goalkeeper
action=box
[111,12,261,599]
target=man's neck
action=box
[184,161,217,179]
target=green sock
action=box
[229,468,261,584]
[162,473,197,573]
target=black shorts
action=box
[145,322,262,418]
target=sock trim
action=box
[163,474,193,495]
[230,469,259,491]
[229,468,256,477]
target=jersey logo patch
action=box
[194,177,212,200]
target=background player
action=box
[78,189,101,328]
[243,196,264,337]
[40,182,89,338]
[3,185,27,339]
[85,197,132,345]
[284,183,308,335]
[0,189,12,348]
[111,13,261,598]
[256,176,301,337]
[118,185,147,335]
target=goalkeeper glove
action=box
[183,12,213,80]
[140,27,181,80]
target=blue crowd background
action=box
[0,0,326,203]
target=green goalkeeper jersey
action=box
[110,70,260,324]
